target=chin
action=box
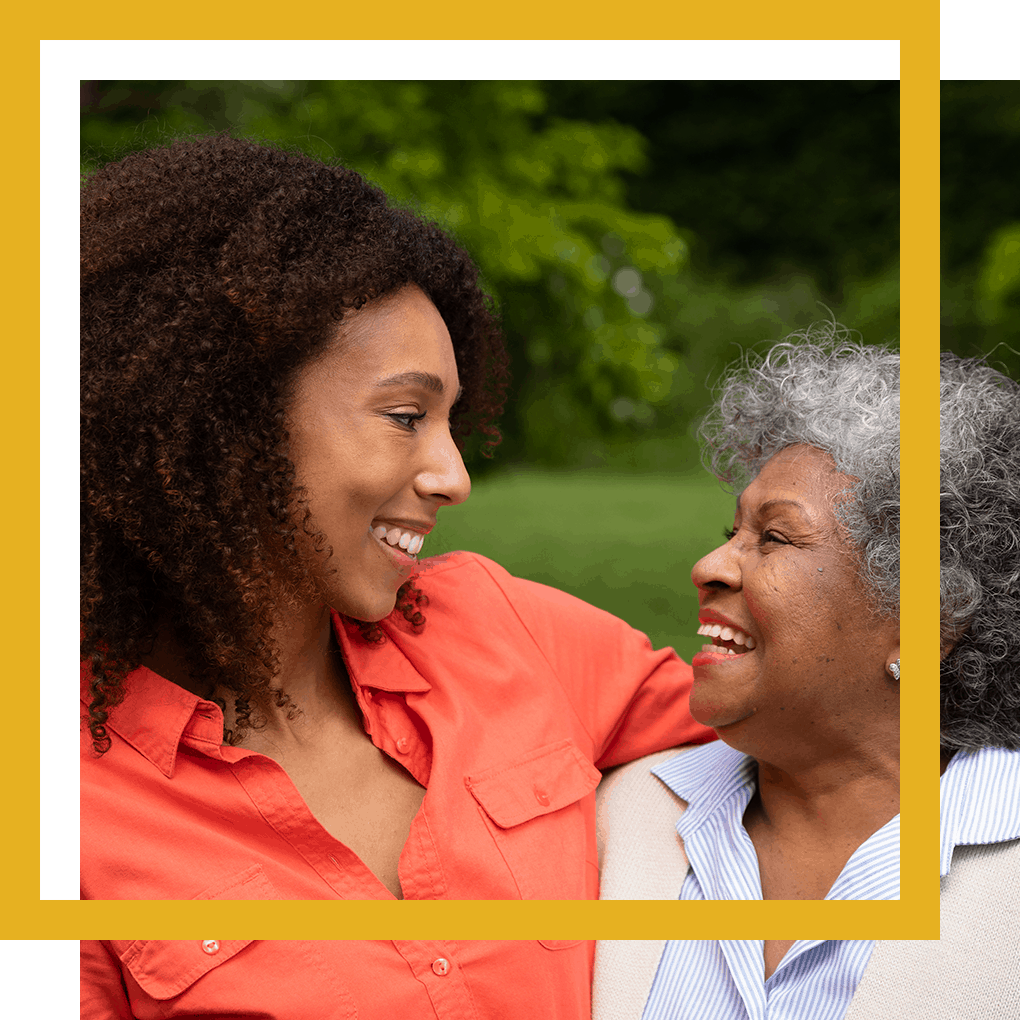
[349,600,399,624]
[689,684,724,725]
[690,693,746,732]
[328,586,400,625]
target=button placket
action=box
[431,957,451,976]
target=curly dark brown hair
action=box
[82,135,508,754]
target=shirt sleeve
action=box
[471,555,716,768]
[81,941,134,1020]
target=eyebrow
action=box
[735,495,808,516]
[375,371,455,397]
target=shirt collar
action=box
[652,740,900,900]
[80,660,221,778]
[83,612,432,777]
[651,740,756,832]
[334,611,432,694]
[940,745,1020,877]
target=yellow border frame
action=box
[12,1,937,950]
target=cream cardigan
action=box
[593,748,1020,1020]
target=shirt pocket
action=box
[190,863,280,900]
[465,739,601,899]
[116,940,358,1020]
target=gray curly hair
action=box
[698,323,900,618]
[940,353,1020,752]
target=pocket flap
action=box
[191,863,280,900]
[119,939,255,1000]
[465,739,601,828]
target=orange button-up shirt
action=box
[81,552,713,901]
[81,939,599,1020]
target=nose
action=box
[691,534,742,593]
[416,425,471,506]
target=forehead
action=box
[306,284,458,385]
[340,285,451,357]
[738,444,848,513]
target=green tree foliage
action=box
[81,81,900,470]
[545,81,899,293]
[942,82,1020,379]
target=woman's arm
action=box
[468,554,714,767]
[81,941,134,1020]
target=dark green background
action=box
[81,80,901,474]
[942,82,1020,380]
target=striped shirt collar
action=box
[640,938,879,1020]
[653,740,756,831]
[652,740,900,900]
[940,745,1020,877]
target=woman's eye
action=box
[388,411,427,430]
[760,529,788,545]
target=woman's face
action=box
[284,284,470,622]
[689,444,898,757]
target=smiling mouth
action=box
[369,524,425,557]
[696,621,757,656]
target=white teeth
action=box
[700,643,739,655]
[369,525,425,557]
[696,622,756,650]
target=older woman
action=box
[80,137,713,1017]
[594,335,900,1016]
[595,353,1020,1020]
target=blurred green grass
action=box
[427,469,735,663]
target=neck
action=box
[224,598,363,748]
[742,742,899,899]
[734,701,900,842]
[718,666,900,840]
[751,741,900,839]
[140,598,359,743]
[268,601,357,716]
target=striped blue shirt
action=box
[640,741,899,1020]
[641,940,879,1020]
[651,740,901,901]
[940,744,1020,876]
[637,746,1020,1020]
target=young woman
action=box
[81,136,712,917]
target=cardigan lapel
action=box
[592,940,667,1020]
[597,747,693,899]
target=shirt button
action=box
[201,940,220,955]
[432,958,450,976]
[395,736,411,754]
[534,787,550,807]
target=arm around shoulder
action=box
[473,558,713,766]
[81,941,134,1020]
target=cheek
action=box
[747,561,833,652]
[743,560,804,625]
[301,434,383,504]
